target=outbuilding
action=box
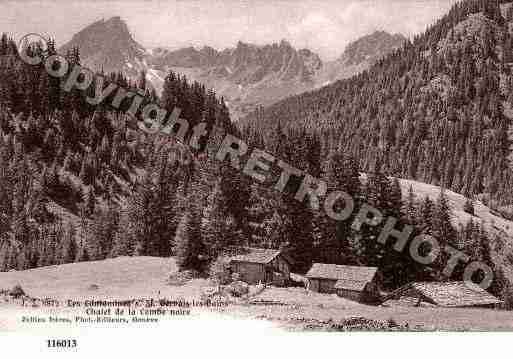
[382,282,503,308]
[306,263,380,302]
[229,248,292,285]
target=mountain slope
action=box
[241,0,513,208]
[395,177,513,286]
[341,31,408,66]
[315,31,407,88]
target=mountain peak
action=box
[77,16,130,36]
[339,30,406,66]
[59,16,145,74]
[102,16,132,36]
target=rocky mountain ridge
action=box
[60,17,406,118]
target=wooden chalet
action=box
[383,282,503,308]
[228,248,292,285]
[306,263,380,302]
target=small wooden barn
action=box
[306,263,379,302]
[383,282,503,308]
[229,248,292,285]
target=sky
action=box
[1,0,459,61]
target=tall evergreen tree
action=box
[174,211,206,272]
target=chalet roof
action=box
[334,279,370,292]
[229,248,282,265]
[306,263,378,285]
[391,282,502,307]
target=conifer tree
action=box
[76,242,90,262]
[174,211,206,272]
[110,206,136,257]
[418,196,435,231]
[202,180,237,259]
[319,152,361,264]
[431,189,458,280]
[59,224,77,264]
[360,166,390,266]
[404,185,418,225]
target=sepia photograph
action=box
[1,0,513,355]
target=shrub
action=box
[226,281,249,297]
[9,284,25,298]
[167,270,200,286]
[500,284,513,310]
[209,256,232,285]
[506,252,513,266]
[497,206,513,221]
[463,199,475,216]
[87,284,100,291]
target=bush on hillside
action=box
[226,281,249,297]
[500,284,513,310]
[167,270,201,286]
[463,199,475,216]
[87,284,100,291]
[9,284,25,298]
[209,256,232,285]
[497,206,513,221]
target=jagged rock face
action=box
[218,40,322,84]
[151,46,218,68]
[59,16,146,75]
[150,39,322,85]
